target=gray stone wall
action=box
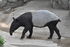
[0,0,29,9]
[1,0,70,10]
[51,0,70,10]
[0,0,7,8]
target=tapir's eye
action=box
[16,19,18,21]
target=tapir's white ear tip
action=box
[13,17,15,20]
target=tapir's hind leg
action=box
[53,26,61,39]
[47,20,61,39]
[48,25,61,39]
[48,26,54,39]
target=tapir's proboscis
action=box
[9,10,61,39]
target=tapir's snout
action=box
[9,31,13,36]
[10,32,12,36]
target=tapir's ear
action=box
[13,17,16,20]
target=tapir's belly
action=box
[32,10,59,27]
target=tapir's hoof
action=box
[57,36,61,40]
[20,37,24,39]
[27,36,31,39]
[20,36,25,39]
[48,37,52,39]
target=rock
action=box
[0,0,7,8]
[0,0,25,9]
[7,0,18,3]
[51,0,70,10]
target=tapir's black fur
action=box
[9,12,61,39]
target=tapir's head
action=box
[9,17,21,36]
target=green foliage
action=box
[0,36,5,46]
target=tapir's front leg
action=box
[27,26,33,38]
[21,26,29,39]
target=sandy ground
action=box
[0,0,70,47]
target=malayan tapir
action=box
[9,10,61,39]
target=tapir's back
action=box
[32,10,59,27]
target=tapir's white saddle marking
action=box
[32,10,59,27]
